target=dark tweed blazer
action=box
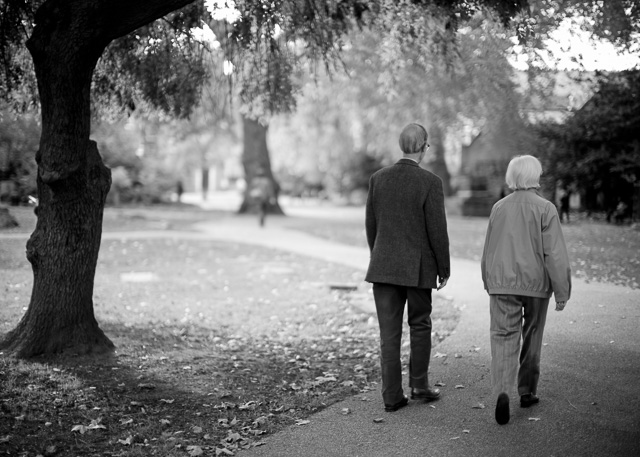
[365,158,450,289]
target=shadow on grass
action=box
[0,314,383,456]
[1,290,461,456]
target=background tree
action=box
[270,12,524,198]
[0,0,210,358]
[536,69,640,218]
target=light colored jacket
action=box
[481,189,572,302]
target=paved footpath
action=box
[185,212,640,457]
[3,207,639,456]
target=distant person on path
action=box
[250,168,276,227]
[558,188,570,223]
[481,155,572,425]
[176,180,184,203]
[365,123,450,413]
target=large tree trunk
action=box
[0,0,195,358]
[424,123,452,196]
[238,116,284,215]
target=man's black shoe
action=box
[384,395,409,412]
[520,393,540,408]
[495,393,510,425]
[410,387,441,402]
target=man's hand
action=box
[555,301,566,311]
[437,277,448,291]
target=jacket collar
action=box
[396,158,420,167]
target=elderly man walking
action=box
[365,123,451,412]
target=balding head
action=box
[399,123,428,157]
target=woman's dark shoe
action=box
[384,395,409,412]
[410,387,441,402]
[495,393,510,425]
[520,393,540,408]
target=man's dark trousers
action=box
[373,283,433,406]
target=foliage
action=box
[92,119,188,205]
[0,108,38,204]
[269,12,525,196]
[537,69,640,211]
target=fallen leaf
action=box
[71,425,87,434]
[341,408,351,415]
[87,419,106,430]
[215,448,234,456]
[160,419,171,425]
[192,426,203,434]
[225,432,242,442]
[137,383,156,390]
[118,436,133,445]
[238,401,257,410]
[528,417,541,421]
[454,354,462,358]
[160,398,175,404]
[472,403,486,409]
[373,418,384,423]
[187,445,204,456]
[434,352,447,358]
[450,436,460,440]
[429,405,436,409]
[455,385,465,389]
[463,430,470,434]
[295,420,310,426]
[120,418,133,425]
[252,416,268,427]
[434,382,446,387]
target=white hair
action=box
[505,155,542,190]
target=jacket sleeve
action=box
[424,177,450,279]
[542,203,572,302]
[481,213,493,291]
[365,175,376,252]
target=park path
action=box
[190,211,639,457]
[2,204,639,456]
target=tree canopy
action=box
[538,69,640,212]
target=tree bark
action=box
[0,0,196,358]
[424,123,452,196]
[238,116,284,215]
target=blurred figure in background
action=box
[482,155,572,426]
[250,168,276,227]
[558,188,570,223]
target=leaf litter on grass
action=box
[1,227,460,456]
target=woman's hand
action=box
[555,301,566,311]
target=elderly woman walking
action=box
[481,155,572,425]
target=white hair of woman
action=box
[505,155,542,190]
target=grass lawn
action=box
[0,205,459,456]
[290,212,640,289]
